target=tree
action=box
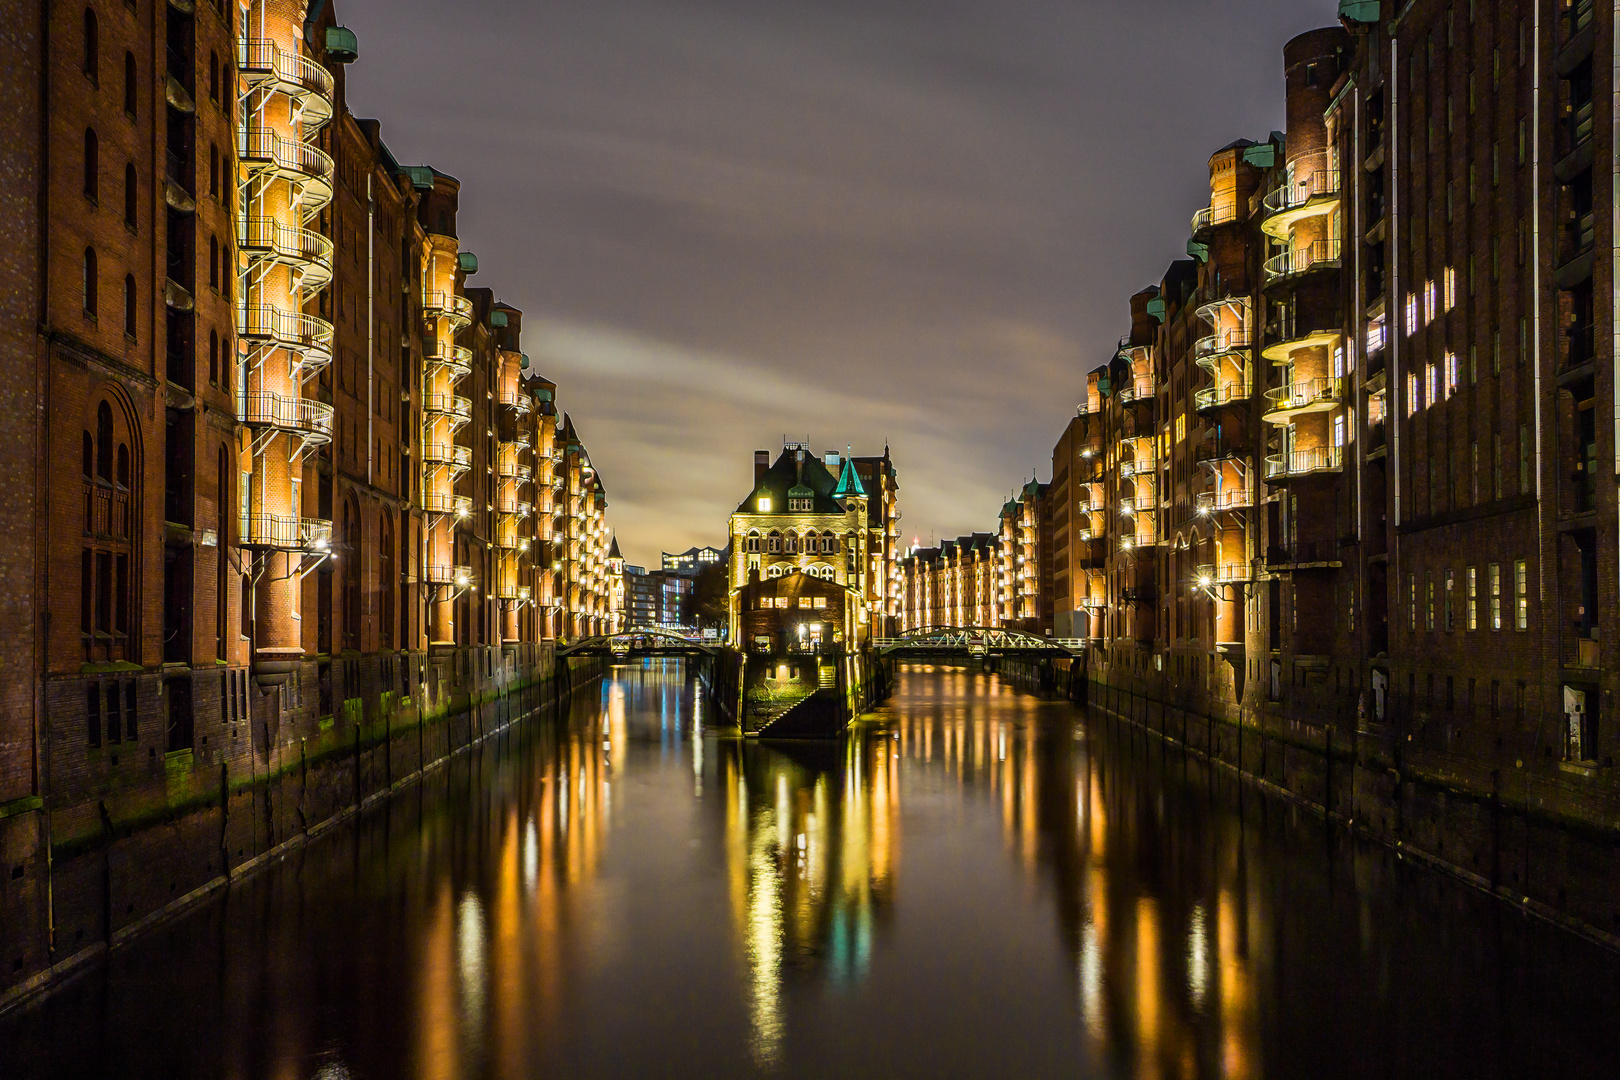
[691,562,729,633]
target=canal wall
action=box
[0,646,607,1015]
[1080,653,1620,952]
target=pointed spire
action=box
[834,457,866,497]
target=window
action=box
[1466,567,1477,630]
[208,330,219,385]
[1408,573,1417,631]
[1514,559,1528,630]
[123,163,136,229]
[123,52,135,116]
[83,247,97,315]
[1493,433,1503,499]
[1425,571,1435,631]
[1471,441,1479,503]
[123,275,135,338]
[209,50,220,103]
[209,144,219,198]
[757,497,772,513]
[1444,570,1455,631]
[209,234,219,289]
[1489,563,1502,629]
[1519,424,1532,493]
[1443,267,1456,310]
[83,127,98,201]
[83,7,98,83]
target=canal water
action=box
[4,663,1617,1079]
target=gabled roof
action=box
[735,448,847,516]
[609,537,622,559]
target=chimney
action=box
[824,450,841,471]
[754,450,770,483]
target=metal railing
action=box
[1261,152,1341,216]
[423,290,474,326]
[1196,485,1254,513]
[1264,376,1343,413]
[1195,562,1252,584]
[424,564,475,586]
[1191,204,1239,233]
[239,304,335,367]
[240,514,332,550]
[1264,239,1342,283]
[238,217,334,283]
[423,442,473,469]
[1195,381,1252,411]
[1264,446,1344,479]
[425,342,474,378]
[1193,328,1252,362]
[497,388,533,413]
[242,390,334,437]
[422,492,473,517]
[1119,455,1156,479]
[497,459,533,481]
[238,39,335,105]
[422,393,472,424]
[238,127,334,188]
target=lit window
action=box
[757,496,772,512]
[1407,373,1419,415]
[1466,567,1477,630]
[1489,563,1501,629]
[1443,267,1456,310]
[1405,294,1418,335]
[1424,280,1436,324]
[1514,559,1528,630]
[1445,352,1458,396]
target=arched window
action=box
[123,274,136,338]
[83,8,98,83]
[82,247,97,315]
[342,498,362,650]
[745,529,761,554]
[784,531,797,554]
[209,143,219,198]
[82,391,138,663]
[83,128,98,201]
[216,445,230,661]
[767,530,782,554]
[123,163,136,229]
[208,51,219,103]
[208,329,218,385]
[96,402,113,479]
[123,52,135,115]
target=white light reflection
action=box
[1188,904,1209,1010]
[457,891,487,1051]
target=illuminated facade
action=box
[726,443,901,649]
[899,533,999,631]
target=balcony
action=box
[1264,446,1344,480]
[240,514,333,551]
[424,564,475,587]
[1195,485,1254,514]
[1563,634,1601,670]
[1263,376,1343,422]
[1194,381,1251,413]
[1114,376,1157,405]
[1194,562,1252,586]
[1264,239,1341,285]
[239,305,335,372]
[497,387,533,414]
[237,39,334,130]
[1078,595,1107,610]
[1191,203,1239,236]
[239,217,333,291]
[423,492,473,517]
[496,497,533,518]
[242,390,334,442]
[422,392,472,428]
[1193,327,1252,365]
[495,517,525,549]
[425,342,473,380]
[497,458,533,482]
[1261,325,1342,363]
[1260,154,1341,239]
[238,127,334,206]
[423,290,474,331]
[1119,454,1157,479]
[423,441,473,471]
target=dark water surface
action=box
[4,663,1618,1079]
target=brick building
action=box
[0,0,622,1003]
[1005,1,1620,944]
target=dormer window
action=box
[757,496,772,512]
[789,497,813,512]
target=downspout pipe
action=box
[367,173,374,485]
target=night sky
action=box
[339,0,1336,567]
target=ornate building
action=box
[727,443,900,651]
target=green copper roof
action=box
[834,457,866,497]
[788,482,814,498]
[1186,239,1209,263]
[1338,0,1379,23]
[1242,143,1277,169]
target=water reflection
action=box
[716,732,899,1064]
[5,661,1618,1080]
